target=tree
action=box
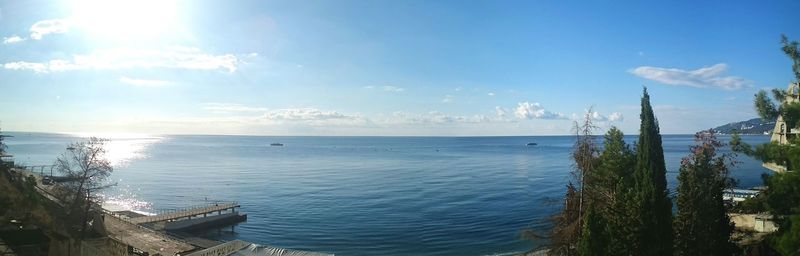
[755,90,780,120]
[55,137,114,236]
[781,34,800,82]
[595,127,637,255]
[773,215,800,255]
[631,87,672,255]
[544,110,600,256]
[673,130,737,256]
[578,204,607,256]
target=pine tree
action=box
[595,127,638,255]
[674,131,737,256]
[631,87,673,255]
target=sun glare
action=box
[70,0,180,41]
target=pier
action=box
[129,202,241,224]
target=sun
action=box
[70,0,180,41]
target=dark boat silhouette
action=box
[526,142,538,146]
[270,143,284,146]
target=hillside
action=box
[710,118,776,135]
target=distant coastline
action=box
[706,118,776,135]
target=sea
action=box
[2,132,772,256]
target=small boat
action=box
[526,142,538,146]
[270,143,284,146]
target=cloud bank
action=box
[4,47,240,73]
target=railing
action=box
[130,202,240,224]
[16,165,56,176]
[150,201,239,216]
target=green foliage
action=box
[762,171,800,215]
[575,127,637,256]
[579,204,608,256]
[631,87,673,256]
[673,131,737,256]
[573,89,673,255]
[752,142,800,171]
[595,128,639,255]
[755,90,780,120]
[773,215,800,256]
[591,127,635,190]
[781,102,800,130]
[781,34,800,81]
[731,194,768,214]
[773,88,789,102]
[23,175,40,206]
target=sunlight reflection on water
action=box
[67,133,163,212]
[67,132,162,168]
[104,137,162,167]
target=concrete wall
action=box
[729,213,778,233]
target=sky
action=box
[0,0,798,136]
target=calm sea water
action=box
[4,132,771,256]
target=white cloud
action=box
[388,111,494,125]
[263,108,359,121]
[629,63,751,90]
[442,95,454,103]
[495,106,509,118]
[3,35,25,44]
[3,47,240,73]
[514,102,566,120]
[203,103,269,113]
[608,112,624,122]
[364,85,405,92]
[382,85,405,92]
[200,105,367,126]
[119,76,172,87]
[488,92,495,96]
[582,110,623,122]
[30,19,71,40]
[4,61,47,72]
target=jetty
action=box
[129,202,241,224]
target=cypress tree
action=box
[674,131,737,256]
[632,87,672,255]
[579,203,608,256]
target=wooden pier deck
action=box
[129,202,240,224]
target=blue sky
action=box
[0,0,798,136]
